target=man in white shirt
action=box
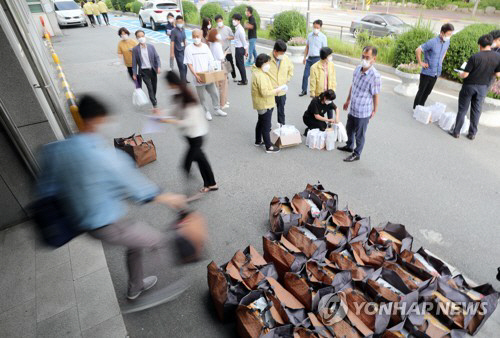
[184,29,227,121]
[231,13,248,85]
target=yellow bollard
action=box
[52,53,60,64]
[65,91,75,100]
[69,104,84,131]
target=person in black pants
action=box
[162,71,218,193]
[450,34,500,140]
[132,30,161,108]
[232,13,248,85]
[170,16,187,82]
[303,90,339,135]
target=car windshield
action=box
[54,2,80,10]
[156,3,177,9]
[383,15,404,26]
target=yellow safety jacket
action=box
[97,1,108,13]
[267,54,294,97]
[251,66,276,111]
[309,60,337,97]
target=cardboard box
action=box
[197,70,226,84]
[271,128,302,148]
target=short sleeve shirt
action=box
[304,97,336,119]
[420,36,450,77]
[247,16,257,39]
[183,43,215,86]
[117,39,138,67]
[463,51,500,86]
[217,25,234,51]
[349,66,381,118]
[306,32,328,58]
[171,27,186,53]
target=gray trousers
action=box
[195,83,220,113]
[89,219,166,293]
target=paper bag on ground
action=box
[269,197,301,234]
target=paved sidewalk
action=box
[0,221,127,338]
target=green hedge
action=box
[228,5,260,31]
[105,0,113,9]
[200,3,225,22]
[131,0,141,14]
[182,1,199,24]
[270,10,306,42]
[442,23,499,80]
[118,0,134,11]
[392,23,434,67]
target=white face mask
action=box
[276,54,284,60]
[138,37,146,44]
[361,59,371,69]
[327,55,333,62]
[313,28,320,35]
[216,34,222,41]
[193,38,201,45]
[217,21,223,28]
[232,20,238,26]
[443,35,451,42]
[207,24,211,29]
[324,100,333,105]
[121,34,128,40]
[492,42,497,48]
[262,64,270,73]
[168,18,174,23]
[177,23,183,29]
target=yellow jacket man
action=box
[251,55,282,153]
[267,40,294,125]
[83,1,96,26]
[310,47,337,98]
[97,0,109,25]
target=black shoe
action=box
[466,133,475,140]
[343,154,360,162]
[299,91,307,97]
[497,267,500,281]
[337,145,353,152]
[265,145,280,153]
[303,128,309,137]
[237,81,248,85]
[254,141,264,147]
[448,130,459,139]
[233,79,239,83]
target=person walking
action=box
[35,95,187,300]
[184,29,227,121]
[83,0,95,27]
[303,89,339,134]
[132,30,161,108]
[170,15,187,81]
[91,0,102,26]
[165,13,175,39]
[309,47,337,118]
[97,0,109,25]
[267,40,294,125]
[161,71,218,193]
[201,18,212,44]
[207,29,229,109]
[450,34,500,140]
[338,46,381,162]
[232,13,248,85]
[300,20,327,96]
[244,6,258,67]
[252,54,282,153]
[413,23,454,109]
[216,15,236,82]
[117,27,140,85]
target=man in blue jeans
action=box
[299,19,328,96]
[244,6,258,67]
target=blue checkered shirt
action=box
[349,65,381,118]
[420,36,450,77]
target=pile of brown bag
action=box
[207,183,499,337]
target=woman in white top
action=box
[161,71,218,193]
[207,29,229,109]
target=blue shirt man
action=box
[170,15,188,82]
[413,23,454,109]
[300,19,328,96]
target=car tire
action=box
[352,29,359,38]
[139,16,146,28]
[83,22,88,27]
[151,18,157,31]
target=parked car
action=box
[53,0,87,27]
[139,0,182,31]
[350,14,410,38]
[207,0,236,12]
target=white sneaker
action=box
[214,109,227,117]
[222,103,229,109]
[205,111,213,121]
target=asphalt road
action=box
[53,16,500,337]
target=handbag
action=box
[223,60,233,74]
[113,133,156,167]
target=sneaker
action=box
[265,145,280,153]
[222,103,229,109]
[127,276,158,300]
[244,61,252,67]
[254,141,264,147]
[205,111,213,121]
[214,109,227,117]
[343,154,360,162]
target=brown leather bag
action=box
[114,134,156,167]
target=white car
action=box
[139,1,181,31]
[53,0,87,27]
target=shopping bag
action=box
[114,133,157,167]
[335,122,348,143]
[368,222,413,254]
[269,197,301,234]
[305,129,319,148]
[262,232,307,280]
[429,102,446,123]
[285,226,328,260]
[132,88,149,107]
[172,210,207,263]
[225,247,278,290]
[325,128,337,151]
[438,112,457,131]
[414,105,432,124]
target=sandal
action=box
[200,186,219,193]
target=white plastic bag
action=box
[133,88,149,107]
[428,103,446,123]
[414,105,432,124]
[305,129,319,148]
[325,129,336,151]
[306,129,325,150]
[438,112,457,131]
[335,122,348,143]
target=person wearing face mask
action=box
[338,46,381,163]
[117,27,140,85]
[170,15,187,82]
[232,13,248,85]
[132,30,161,108]
[303,89,339,135]
[450,34,500,140]
[207,29,229,109]
[201,18,212,44]
[300,19,328,97]
[215,15,236,82]
[413,23,454,109]
[267,40,294,125]
[165,13,175,39]
[252,54,284,154]
[184,29,227,121]
[309,47,337,116]
[489,30,500,54]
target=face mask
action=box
[216,34,222,41]
[121,35,128,40]
[217,21,223,28]
[138,37,146,44]
[193,38,201,45]
[168,18,174,23]
[327,55,333,62]
[361,59,371,69]
[443,35,451,42]
[262,64,270,73]
[276,54,284,60]
[313,28,320,35]
[177,23,183,29]
[492,42,497,48]
[324,100,332,105]
[232,20,238,26]
[207,24,211,29]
